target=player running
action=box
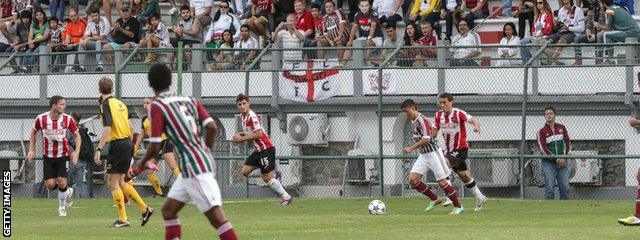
[232,93,293,205]
[130,63,238,239]
[401,99,464,215]
[432,92,489,212]
[133,96,182,197]
[618,103,640,225]
[95,77,153,228]
[27,95,79,217]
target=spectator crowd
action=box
[0,0,638,72]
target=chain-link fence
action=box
[1,40,639,201]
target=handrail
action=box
[0,51,18,70]
[116,45,141,73]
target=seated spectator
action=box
[210,30,236,70]
[190,0,213,27]
[0,0,13,52]
[7,9,30,73]
[495,22,521,66]
[378,24,402,65]
[173,5,204,63]
[234,24,258,69]
[343,0,384,65]
[595,0,640,63]
[294,0,315,56]
[460,0,489,30]
[409,0,442,39]
[50,0,64,20]
[400,22,422,66]
[103,3,140,70]
[78,7,110,72]
[319,0,348,60]
[440,0,461,40]
[516,0,535,39]
[46,17,66,71]
[415,21,437,66]
[133,0,160,27]
[62,8,87,73]
[24,8,49,72]
[450,19,482,66]
[613,0,633,13]
[140,12,171,62]
[307,3,324,58]
[544,0,584,65]
[205,0,241,47]
[573,0,605,65]
[247,0,274,46]
[520,0,554,64]
[272,13,303,62]
[373,0,402,27]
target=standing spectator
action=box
[273,13,304,62]
[190,0,213,27]
[50,0,65,20]
[460,0,489,30]
[103,3,140,70]
[308,3,324,58]
[401,22,422,66]
[495,22,520,66]
[78,7,110,72]
[140,12,171,62]
[410,0,442,40]
[373,0,403,27]
[62,8,87,73]
[537,106,571,200]
[415,21,437,67]
[516,0,535,39]
[440,0,461,41]
[295,0,315,55]
[247,0,274,46]
[210,30,236,70]
[173,4,203,64]
[344,0,384,65]
[205,0,241,46]
[573,0,605,65]
[133,0,160,27]
[595,0,640,64]
[24,8,48,72]
[234,24,258,69]
[545,0,585,65]
[67,110,93,199]
[320,0,348,60]
[450,19,481,66]
[520,0,554,64]
[7,9,30,73]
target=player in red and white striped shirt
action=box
[433,93,488,212]
[26,95,80,217]
[233,93,293,205]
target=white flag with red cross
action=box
[279,59,342,102]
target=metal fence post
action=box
[436,42,447,93]
[177,41,184,95]
[114,50,124,98]
[625,38,637,98]
[191,44,204,98]
[38,45,49,101]
[353,40,365,98]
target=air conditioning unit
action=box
[468,149,519,187]
[569,150,602,185]
[287,114,329,145]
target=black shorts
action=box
[107,139,134,174]
[156,139,175,158]
[445,149,469,172]
[43,156,69,180]
[244,147,276,174]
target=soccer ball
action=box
[368,199,386,215]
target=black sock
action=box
[59,186,67,192]
[465,179,476,189]
[48,183,58,191]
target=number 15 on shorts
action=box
[261,157,269,168]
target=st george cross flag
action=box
[279,59,342,102]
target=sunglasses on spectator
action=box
[536,1,543,4]
[220,5,229,8]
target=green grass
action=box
[10,197,640,239]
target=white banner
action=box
[279,59,342,102]
[362,69,396,95]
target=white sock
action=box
[267,178,290,199]
[57,190,66,209]
[464,179,484,198]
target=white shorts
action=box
[356,36,383,47]
[410,149,451,181]
[167,172,222,213]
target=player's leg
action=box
[190,172,237,240]
[107,172,129,227]
[408,154,441,211]
[204,206,238,240]
[43,158,67,216]
[241,150,262,177]
[116,140,153,226]
[619,167,640,226]
[429,151,463,214]
[163,174,188,239]
[259,148,292,205]
[146,158,164,196]
[162,142,181,177]
[449,150,488,211]
[55,165,73,214]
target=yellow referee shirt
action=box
[100,96,132,141]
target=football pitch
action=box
[10,197,640,239]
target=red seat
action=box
[477,31,503,44]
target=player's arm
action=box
[94,102,113,165]
[468,117,480,133]
[26,117,42,163]
[197,99,217,149]
[404,137,431,153]
[238,128,263,142]
[132,103,165,176]
[233,114,263,142]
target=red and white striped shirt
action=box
[33,112,78,158]
[241,110,274,152]
[411,114,438,154]
[434,108,472,153]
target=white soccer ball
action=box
[368,199,386,215]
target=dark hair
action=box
[544,106,556,114]
[49,16,59,23]
[601,0,613,6]
[50,95,64,107]
[240,24,249,30]
[213,1,235,22]
[71,110,82,122]
[148,63,172,92]
[403,23,422,46]
[236,93,249,103]
[325,0,335,6]
[88,7,100,15]
[63,18,71,23]
[19,10,31,19]
[310,3,321,10]
[180,4,190,12]
[149,12,160,21]
[385,24,396,30]
[502,22,517,39]
[68,8,78,15]
[457,19,469,31]
[438,92,453,101]
[222,29,234,46]
[400,99,417,110]
[33,8,47,25]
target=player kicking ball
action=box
[433,93,488,212]
[27,95,79,217]
[618,117,640,226]
[232,94,293,205]
[130,63,238,239]
[401,99,464,215]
